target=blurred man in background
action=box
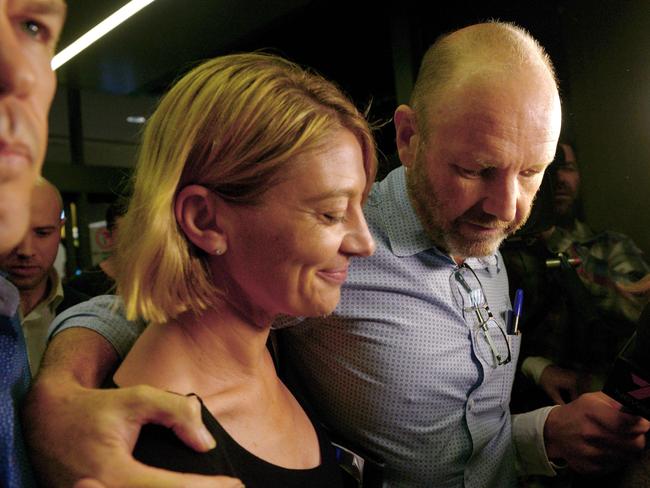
[0,178,87,375]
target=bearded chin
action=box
[422,202,530,259]
[406,157,532,259]
[443,216,527,258]
[446,211,529,258]
[444,228,507,258]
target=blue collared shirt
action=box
[0,275,36,488]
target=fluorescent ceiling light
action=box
[126,115,147,124]
[52,0,158,70]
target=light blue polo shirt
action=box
[280,166,551,487]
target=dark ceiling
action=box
[57,0,567,98]
[57,0,313,95]
[54,0,569,162]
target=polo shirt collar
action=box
[20,269,64,322]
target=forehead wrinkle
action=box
[431,102,558,154]
[443,99,558,169]
[458,98,557,135]
[307,188,353,199]
[432,67,560,130]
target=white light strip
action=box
[126,115,146,124]
[51,0,158,70]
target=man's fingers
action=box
[169,395,217,452]
[542,381,567,405]
[122,386,216,452]
[596,391,623,410]
[589,394,650,434]
[548,389,566,405]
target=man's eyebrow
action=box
[472,158,551,171]
[474,160,495,168]
[24,0,67,18]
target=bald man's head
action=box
[410,21,558,136]
[0,178,64,293]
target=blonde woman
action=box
[109,53,376,486]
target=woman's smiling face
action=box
[216,128,375,321]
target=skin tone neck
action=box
[99,255,116,279]
[19,271,50,315]
[114,302,275,400]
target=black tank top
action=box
[121,388,344,487]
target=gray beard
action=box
[405,165,527,259]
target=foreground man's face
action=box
[0,0,66,253]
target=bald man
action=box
[0,179,88,374]
[282,22,647,485]
[28,21,649,487]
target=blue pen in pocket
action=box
[512,289,523,335]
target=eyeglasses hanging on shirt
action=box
[450,263,512,367]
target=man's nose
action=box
[16,234,35,258]
[482,176,517,223]
[554,171,569,188]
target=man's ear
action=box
[175,185,228,255]
[394,104,420,169]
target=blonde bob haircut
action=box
[116,52,377,324]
